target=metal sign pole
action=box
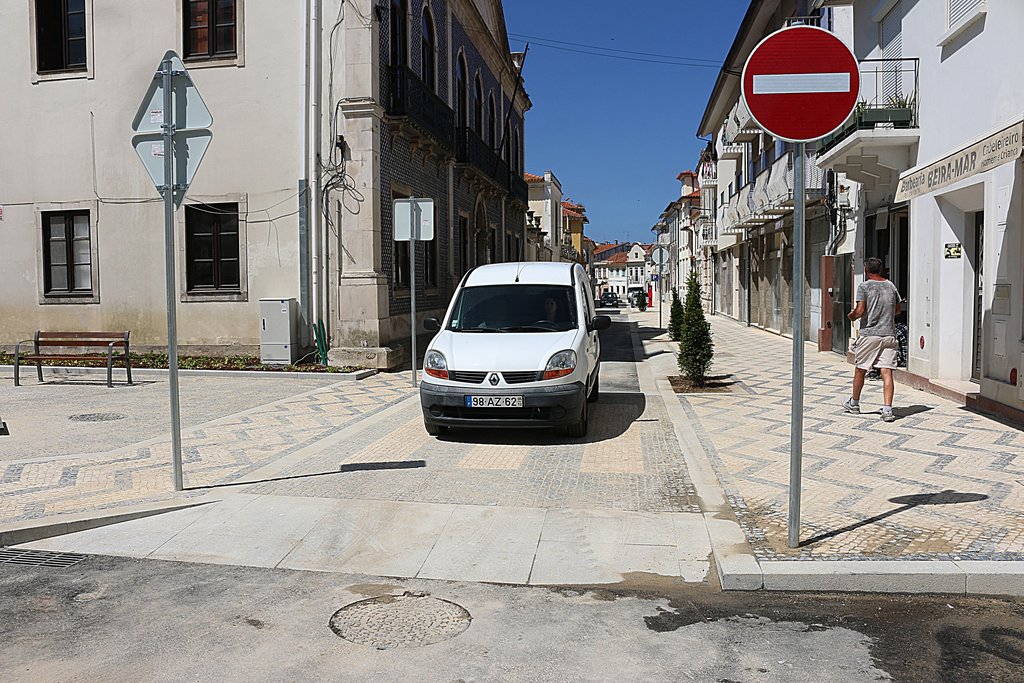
[788,142,806,548]
[161,58,184,491]
[410,197,418,388]
[659,257,664,329]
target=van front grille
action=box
[502,371,543,384]
[449,371,487,384]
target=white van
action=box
[420,261,610,437]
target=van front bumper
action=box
[420,380,586,429]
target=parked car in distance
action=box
[419,262,610,438]
[599,291,620,308]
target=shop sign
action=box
[944,243,962,259]
[895,120,1023,202]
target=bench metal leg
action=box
[106,351,114,388]
[125,344,134,385]
[36,359,43,384]
[13,353,19,387]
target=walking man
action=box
[845,257,902,422]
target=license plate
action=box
[465,395,524,408]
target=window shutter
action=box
[948,0,983,28]
[879,2,903,102]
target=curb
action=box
[0,494,223,547]
[0,364,377,381]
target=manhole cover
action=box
[69,413,126,422]
[329,592,471,649]
[0,548,88,568]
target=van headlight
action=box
[424,350,448,380]
[543,350,577,380]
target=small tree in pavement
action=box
[669,287,684,341]
[636,289,647,312]
[678,269,714,386]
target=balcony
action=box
[721,143,744,161]
[509,173,529,206]
[385,66,455,154]
[455,126,510,191]
[816,58,921,190]
[733,98,760,142]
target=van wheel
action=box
[566,400,588,438]
[587,373,600,403]
[424,422,442,436]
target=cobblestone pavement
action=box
[0,317,699,526]
[641,312,1024,561]
[245,390,699,513]
[0,372,415,524]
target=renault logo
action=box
[489,373,499,386]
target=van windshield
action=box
[447,285,578,333]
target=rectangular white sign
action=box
[393,198,435,241]
[895,121,1023,202]
[753,72,850,95]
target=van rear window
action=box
[447,285,578,333]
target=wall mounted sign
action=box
[944,243,962,259]
[895,120,1023,202]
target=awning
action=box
[895,118,1023,202]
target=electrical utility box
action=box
[259,298,299,365]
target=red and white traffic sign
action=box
[741,25,859,142]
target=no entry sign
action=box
[742,26,859,142]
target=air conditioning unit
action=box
[259,298,299,365]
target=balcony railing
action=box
[387,66,455,152]
[456,126,510,189]
[817,58,920,155]
[510,173,529,205]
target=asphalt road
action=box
[1,555,1021,682]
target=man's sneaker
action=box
[881,410,896,423]
[843,398,861,414]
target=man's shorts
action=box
[852,335,899,370]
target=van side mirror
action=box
[591,315,611,331]
[424,317,441,332]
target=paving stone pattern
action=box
[0,375,415,524]
[246,391,699,513]
[670,317,1024,561]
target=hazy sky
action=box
[503,0,749,244]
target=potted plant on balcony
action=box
[862,94,914,128]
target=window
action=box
[42,210,91,295]
[35,0,87,73]
[185,203,241,292]
[487,94,497,148]
[456,54,468,128]
[473,75,483,136]
[389,0,407,67]
[420,8,435,92]
[394,241,411,289]
[184,0,236,60]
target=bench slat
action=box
[19,354,128,360]
[37,332,128,340]
[36,340,128,347]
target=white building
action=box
[526,171,562,261]
[0,0,532,369]
[814,0,1024,420]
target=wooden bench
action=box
[14,332,133,388]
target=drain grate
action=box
[69,413,126,422]
[329,592,471,649]
[0,548,88,568]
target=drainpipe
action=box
[298,0,311,349]
[308,0,323,347]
